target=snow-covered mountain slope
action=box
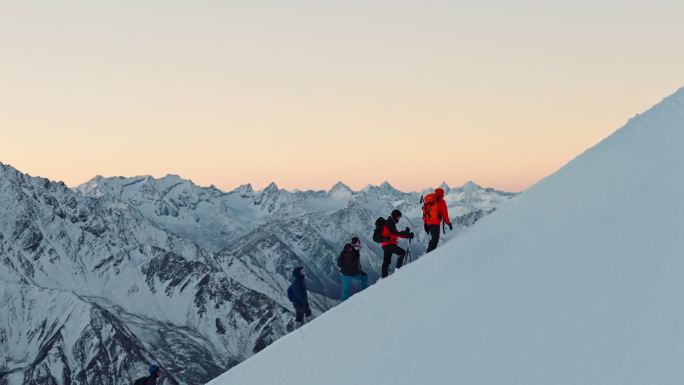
[0,165,297,385]
[207,88,684,385]
[76,175,254,249]
[0,162,512,385]
[0,282,183,385]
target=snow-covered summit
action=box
[360,181,404,199]
[230,183,254,194]
[262,182,279,193]
[327,181,353,200]
[459,180,481,192]
[208,88,684,385]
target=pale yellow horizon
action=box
[2,1,683,193]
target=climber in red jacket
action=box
[422,188,452,253]
[380,210,414,278]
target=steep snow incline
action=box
[209,88,684,385]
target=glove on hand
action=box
[305,307,312,317]
[409,232,415,239]
[448,223,453,231]
[424,224,429,233]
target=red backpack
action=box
[421,193,439,223]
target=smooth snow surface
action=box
[208,87,684,385]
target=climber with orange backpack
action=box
[421,188,452,253]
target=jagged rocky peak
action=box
[231,183,254,194]
[253,182,286,206]
[79,173,207,200]
[328,181,353,199]
[158,173,185,185]
[135,174,193,193]
[438,181,451,192]
[0,162,69,193]
[1,162,34,182]
[460,180,482,192]
[362,181,402,196]
[263,182,280,193]
[330,181,352,192]
[1,161,26,177]
[0,163,24,185]
[77,174,117,196]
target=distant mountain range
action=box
[0,164,515,385]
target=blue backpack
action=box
[287,284,295,302]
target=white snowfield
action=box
[208,86,684,385]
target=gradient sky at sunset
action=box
[2,1,683,192]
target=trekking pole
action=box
[406,237,412,264]
[442,220,446,235]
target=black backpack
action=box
[337,247,346,268]
[372,217,387,243]
[133,377,148,385]
[287,284,295,303]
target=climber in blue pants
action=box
[337,237,368,301]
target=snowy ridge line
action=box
[76,173,515,197]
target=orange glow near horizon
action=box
[1,2,683,193]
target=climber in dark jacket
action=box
[133,365,161,385]
[337,237,368,301]
[287,267,311,327]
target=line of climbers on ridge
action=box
[287,187,452,328]
[129,189,452,379]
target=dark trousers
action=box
[426,224,441,253]
[294,305,310,323]
[381,244,406,278]
[295,309,305,322]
